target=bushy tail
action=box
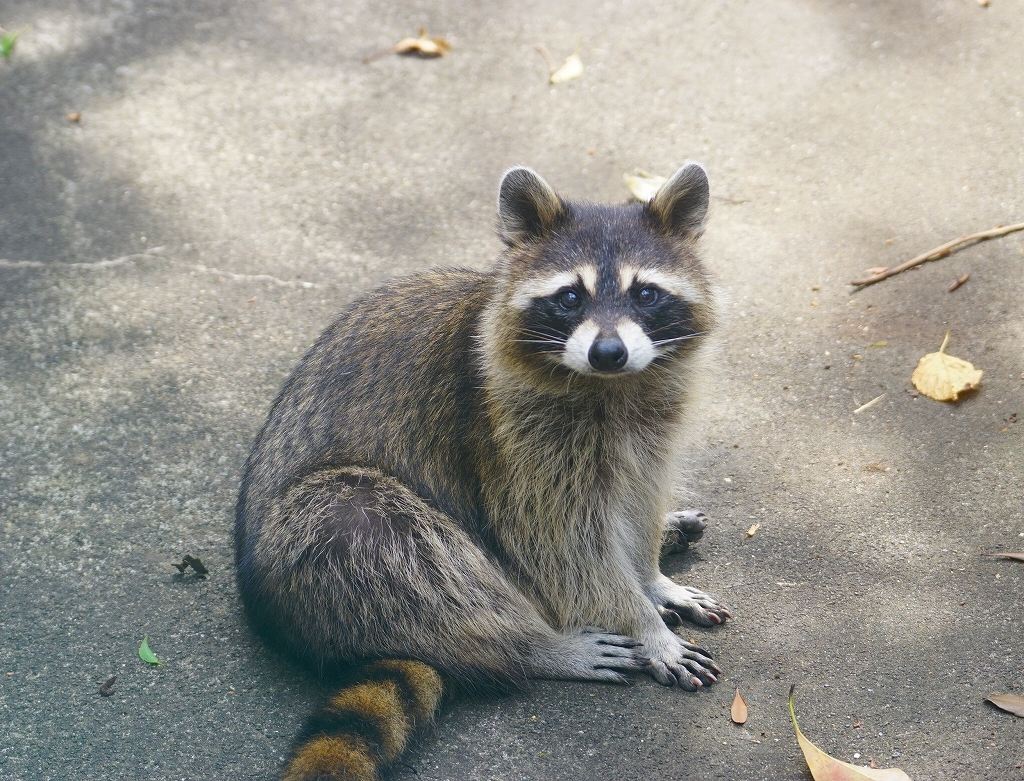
[282,660,444,781]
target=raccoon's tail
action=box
[281,659,445,781]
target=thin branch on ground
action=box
[850,222,1024,287]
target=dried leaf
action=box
[985,694,1024,717]
[911,332,982,401]
[981,552,1024,563]
[731,688,748,724]
[623,170,667,202]
[183,554,209,575]
[549,53,583,84]
[394,28,451,58]
[745,523,761,538]
[138,636,164,666]
[789,686,913,780]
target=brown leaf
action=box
[911,332,982,401]
[985,694,1024,717]
[731,688,748,724]
[394,28,451,57]
[981,552,1024,563]
[789,686,913,780]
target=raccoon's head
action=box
[485,164,715,388]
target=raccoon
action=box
[235,163,731,781]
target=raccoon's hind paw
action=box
[541,628,649,684]
[661,510,708,555]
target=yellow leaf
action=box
[731,688,748,724]
[394,28,451,57]
[910,332,982,401]
[623,170,667,202]
[789,686,912,781]
[549,53,584,84]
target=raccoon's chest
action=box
[486,405,665,627]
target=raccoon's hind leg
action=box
[660,509,708,556]
[243,466,647,688]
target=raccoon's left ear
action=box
[647,162,710,241]
[497,167,566,246]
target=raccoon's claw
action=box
[661,510,708,555]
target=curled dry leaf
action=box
[623,170,667,202]
[731,688,748,724]
[985,694,1024,717]
[550,53,583,84]
[789,686,913,780]
[911,332,982,401]
[394,28,451,57]
[745,523,761,538]
[536,43,583,84]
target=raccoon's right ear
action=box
[497,167,566,246]
[647,162,710,241]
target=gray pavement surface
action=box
[1,1,1023,779]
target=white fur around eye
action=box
[561,320,599,374]
[510,271,579,310]
[632,269,702,303]
[617,319,656,372]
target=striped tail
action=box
[282,660,444,781]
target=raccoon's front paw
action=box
[657,585,732,628]
[648,578,732,628]
[643,632,722,691]
[660,509,708,555]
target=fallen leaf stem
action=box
[535,43,558,72]
[850,222,1024,287]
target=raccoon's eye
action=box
[636,287,660,306]
[557,289,581,310]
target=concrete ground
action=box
[1,0,1022,779]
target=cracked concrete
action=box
[1,1,1022,779]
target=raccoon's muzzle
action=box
[283,660,444,781]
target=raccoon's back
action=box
[236,268,495,560]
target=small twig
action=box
[850,222,1024,287]
[853,393,885,414]
[948,273,969,292]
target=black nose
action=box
[589,336,628,372]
